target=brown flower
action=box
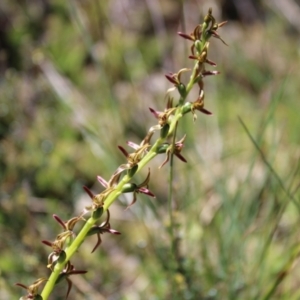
[16,278,47,300]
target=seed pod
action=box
[177,83,186,97]
[127,164,138,177]
[181,102,192,115]
[160,124,170,139]
[121,183,137,193]
[58,250,66,263]
[92,207,104,220]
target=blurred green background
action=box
[1,0,300,299]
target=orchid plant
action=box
[17,8,227,299]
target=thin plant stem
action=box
[19,8,227,299]
[238,116,300,210]
[169,121,178,258]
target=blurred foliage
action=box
[1,0,300,299]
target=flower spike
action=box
[17,8,227,300]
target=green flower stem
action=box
[40,14,215,299]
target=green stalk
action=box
[39,9,220,299]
